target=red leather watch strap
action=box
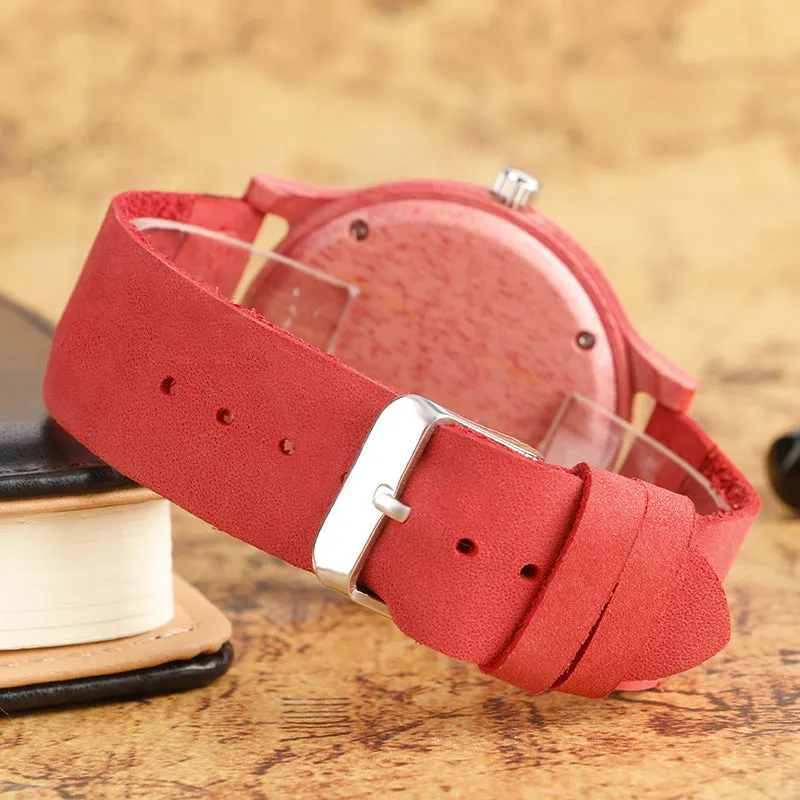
[486,466,650,693]
[553,478,702,696]
[639,405,757,580]
[43,189,760,696]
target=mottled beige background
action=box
[0,1,799,798]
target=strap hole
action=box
[456,538,476,556]
[216,408,235,425]
[520,563,538,580]
[160,377,176,396]
[280,438,295,455]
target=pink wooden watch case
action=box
[243,175,697,450]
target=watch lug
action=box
[627,330,697,413]
[245,174,346,225]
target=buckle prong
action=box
[373,485,411,523]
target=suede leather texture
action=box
[42,184,762,697]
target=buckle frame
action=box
[312,394,543,618]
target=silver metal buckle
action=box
[312,394,543,617]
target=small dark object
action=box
[576,331,595,350]
[350,219,369,240]
[767,428,800,511]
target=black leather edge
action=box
[0,643,234,714]
[0,463,136,500]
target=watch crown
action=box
[492,167,540,209]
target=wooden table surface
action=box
[1,1,799,797]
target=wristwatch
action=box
[43,169,761,697]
